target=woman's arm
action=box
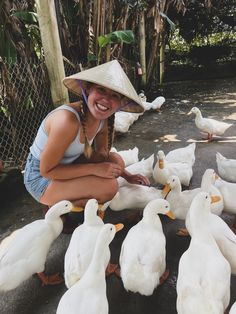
[40,110,93,179]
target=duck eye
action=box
[110,227,113,231]
[205,195,208,199]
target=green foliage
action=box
[0,26,17,62]
[171,0,236,44]
[12,11,38,24]
[0,8,42,62]
[96,30,135,64]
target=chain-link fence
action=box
[0,58,54,170]
[0,57,81,170]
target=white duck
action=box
[142,101,153,111]
[216,152,236,182]
[164,172,222,235]
[111,146,139,166]
[188,106,232,141]
[114,111,136,133]
[205,209,236,275]
[153,150,193,186]
[214,176,236,214]
[165,143,196,166]
[64,199,108,289]
[118,154,154,187]
[230,302,236,314]
[57,223,123,314]
[138,91,147,103]
[151,96,165,110]
[163,175,200,221]
[109,184,163,211]
[119,199,174,296]
[177,192,231,314]
[200,168,223,215]
[0,200,82,291]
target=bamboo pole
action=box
[160,34,165,85]
[35,0,69,107]
[139,11,146,87]
[106,0,113,62]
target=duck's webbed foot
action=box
[37,272,64,286]
[176,228,189,237]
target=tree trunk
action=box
[147,32,160,83]
[139,11,146,87]
[35,0,68,106]
[105,0,113,62]
[160,34,165,84]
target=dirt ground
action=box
[0,77,236,314]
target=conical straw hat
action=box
[63,60,144,113]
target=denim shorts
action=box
[23,153,51,202]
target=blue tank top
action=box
[30,104,104,164]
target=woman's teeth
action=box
[96,103,109,111]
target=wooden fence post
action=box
[35,0,69,106]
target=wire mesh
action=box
[0,58,54,170]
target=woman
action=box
[24,60,150,209]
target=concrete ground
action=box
[0,77,236,314]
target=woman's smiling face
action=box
[87,84,123,119]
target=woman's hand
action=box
[122,171,150,186]
[93,162,123,179]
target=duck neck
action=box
[45,209,64,225]
[44,213,63,235]
[88,235,108,275]
[189,210,215,245]
[172,183,182,194]
[201,175,211,191]
[195,110,202,121]
[84,211,101,226]
[142,214,162,229]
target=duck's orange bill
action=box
[211,195,221,204]
[214,173,220,180]
[115,223,124,232]
[162,183,171,196]
[166,210,175,220]
[159,159,164,169]
[71,206,84,212]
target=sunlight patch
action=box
[154,134,181,143]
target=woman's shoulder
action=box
[45,104,81,134]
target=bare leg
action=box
[40,151,124,206]
[40,176,118,206]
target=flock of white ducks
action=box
[0,200,83,291]
[0,104,235,313]
[114,93,165,133]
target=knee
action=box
[101,178,119,202]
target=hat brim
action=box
[63,60,144,114]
